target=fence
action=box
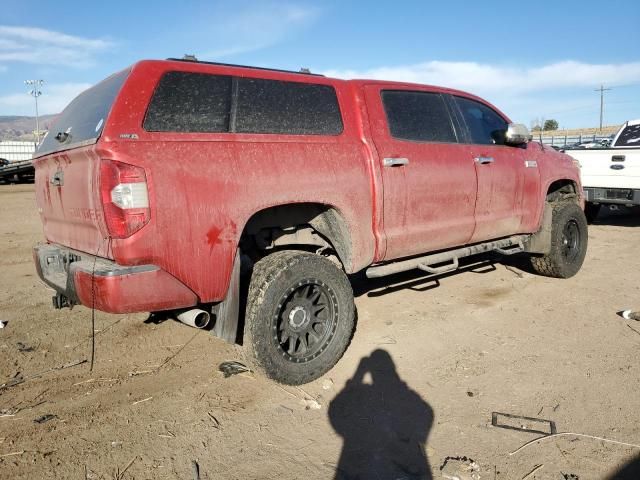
[0,141,36,162]
[533,134,613,148]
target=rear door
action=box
[364,85,477,260]
[33,70,129,255]
[452,95,537,242]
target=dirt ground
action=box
[1,184,639,480]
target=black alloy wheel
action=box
[561,219,581,263]
[274,280,338,363]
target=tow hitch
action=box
[34,245,82,310]
[52,293,72,309]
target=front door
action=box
[364,86,478,261]
[453,95,538,242]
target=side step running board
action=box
[494,240,525,256]
[418,257,459,275]
[366,235,530,279]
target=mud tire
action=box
[530,202,588,278]
[244,251,355,385]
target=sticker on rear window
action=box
[95,118,104,132]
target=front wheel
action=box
[244,251,355,385]
[530,201,588,278]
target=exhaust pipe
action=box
[175,308,211,329]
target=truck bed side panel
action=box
[100,62,377,302]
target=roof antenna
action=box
[183,54,198,61]
[299,67,311,74]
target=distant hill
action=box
[0,114,58,141]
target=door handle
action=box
[474,156,494,165]
[383,157,409,167]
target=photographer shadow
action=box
[608,454,640,479]
[329,349,433,480]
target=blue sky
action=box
[1,0,639,128]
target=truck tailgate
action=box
[569,149,640,189]
[34,147,110,256]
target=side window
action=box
[381,90,457,143]
[144,72,232,132]
[614,123,640,147]
[455,96,508,145]
[236,78,343,135]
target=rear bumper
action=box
[33,244,198,313]
[583,187,640,205]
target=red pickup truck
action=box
[33,59,586,384]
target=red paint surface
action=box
[206,226,223,248]
[73,268,197,314]
[363,85,479,259]
[33,59,582,312]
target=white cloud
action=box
[200,3,320,59]
[0,25,114,68]
[323,60,640,95]
[324,60,640,127]
[0,82,91,115]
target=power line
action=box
[594,84,612,132]
[607,82,640,89]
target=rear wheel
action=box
[584,202,601,223]
[531,201,588,278]
[244,251,355,385]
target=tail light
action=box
[100,160,150,238]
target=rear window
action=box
[36,70,129,157]
[143,72,232,132]
[143,71,343,135]
[381,91,457,143]
[236,78,343,135]
[614,123,640,147]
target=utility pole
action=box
[25,80,44,144]
[594,84,612,132]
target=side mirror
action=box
[504,123,531,146]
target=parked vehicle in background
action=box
[32,59,587,384]
[565,138,612,149]
[581,139,611,149]
[0,141,37,183]
[565,119,640,221]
